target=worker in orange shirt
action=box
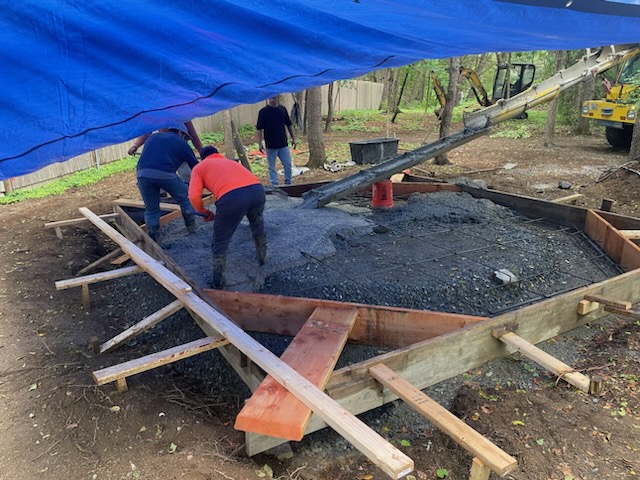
[188,146,267,289]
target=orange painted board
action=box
[235,306,358,440]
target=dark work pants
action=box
[212,184,266,257]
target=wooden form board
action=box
[239,266,640,455]
[235,306,358,442]
[80,207,414,479]
[584,209,640,271]
[370,364,517,476]
[461,185,640,231]
[204,290,487,348]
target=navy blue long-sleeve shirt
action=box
[136,132,198,180]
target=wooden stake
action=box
[577,299,599,315]
[600,198,613,212]
[115,378,128,393]
[589,375,604,396]
[81,284,90,311]
[469,458,492,480]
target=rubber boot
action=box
[211,255,227,289]
[184,213,197,234]
[147,224,161,242]
[253,235,267,266]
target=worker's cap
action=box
[167,124,191,140]
[200,145,218,158]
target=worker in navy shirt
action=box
[136,125,199,241]
[256,95,296,186]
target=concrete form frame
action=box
[55,182,640,480]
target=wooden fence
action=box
[3,81,383,193]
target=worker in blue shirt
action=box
[136,125,199,241]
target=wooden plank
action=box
[100,299,184,353]
[110,253,131,265]
[369,364,517,476]
[204,290,487,348]
[55,265,143,290]
[93,336,228,385]
[620,229,640,239]
[76,247,124,276]
[80,207,414,480]
[584,209,640,271]
[493,331,590,392]
[45,212,120,229]
[552,193,585,205]
[113,198,181,211]
[235,306,358,442]
[583,294,632,310]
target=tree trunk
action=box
[302,90,309,135]
[222,110,235,159]
[576,74,595,135]
[629,115,640,162]
[544,51,565,148]
[381,68,394,110]
[305,86,326,168]
[434,56,461,165]
[391,71,409,123]
[231,120,251,171]
[325,82,334,133]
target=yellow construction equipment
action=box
[581,49,640,149]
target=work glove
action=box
[204,211,215,222]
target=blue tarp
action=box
[1,0,639,179]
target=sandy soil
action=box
[0,116,639,480]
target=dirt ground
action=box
[1,116,639,480]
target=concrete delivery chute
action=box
[301,44,640,209]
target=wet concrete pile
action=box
[163,190,621,318]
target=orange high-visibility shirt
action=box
[188,153,261,214]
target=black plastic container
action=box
[349,137,399,164]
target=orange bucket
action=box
[372,180,393,208]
